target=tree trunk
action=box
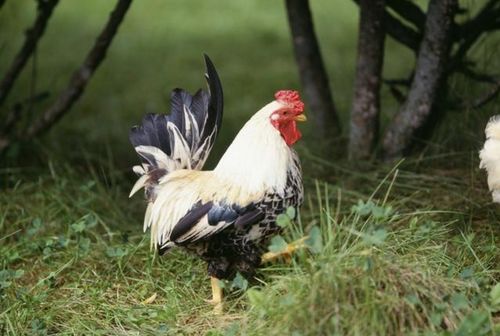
[348,0,385,160]
[285,0,341,136]
[382,0,457,160]
[0,0,59,106]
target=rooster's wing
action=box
[165,201,264,247]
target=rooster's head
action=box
[269,90,306,146]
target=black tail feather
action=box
[203,54,224,142]
[129,55,224,174]
[130,114,171,156]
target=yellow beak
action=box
[294,114,307,122]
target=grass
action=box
[1,153,499,335]
[242,162,499,335]
[1,0,500,335]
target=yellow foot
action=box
[261,236,309,263]
[204,276,223,313]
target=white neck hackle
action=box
[214,101,292,195]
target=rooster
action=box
[129,55,306,307]
[480,115,500,203]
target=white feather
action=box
[129,174,149,198]
[132,165,146,175]
[167,122,193,169]
[175,216,229,243]
[479,115,500,203]
[135,146,171,170]
[192,134,213,170]
[143,202,152,232]
[145,171,202,245]
[183,105,193,138]
[214,101,292,196]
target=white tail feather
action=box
[129,174,149,198]
[135,145,175,171]
[132,165,146,175]
[167,122,193,169]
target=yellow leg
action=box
[261,236,309,263]
[205,276,223,312]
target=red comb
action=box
[275,90,304,113]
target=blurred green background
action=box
[2,1,498,170]
[2,1,496,169]
[0,0,427,168]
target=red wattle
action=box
[279,120,302,146]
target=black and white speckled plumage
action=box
[176,152,303,279]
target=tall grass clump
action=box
[239,173,499,336]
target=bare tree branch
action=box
[357,0,499,59]
[349,0,385,160]
[461,82,500,110]
[25,0,133,139]
[1,92,49,133]
[389,86,406,104]
[450,1,500,69]
[384,11,421,53]
[285,0,341,135]
[455,0,500,38]
[384,72,414,102]
[2,104,22,134]
[351,0,420,53]
[382,0,458,160]
[0,0,58,106]
[457,67,499,84]
[0,91,50,152]
[386,0,426,32]
[384,78,412,87]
